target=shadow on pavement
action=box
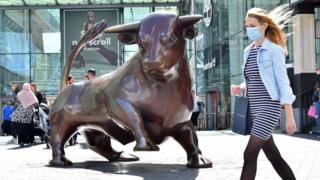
[50,161,200,180]
[7,141,46,150]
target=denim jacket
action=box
[242,38,296,105]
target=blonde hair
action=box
[246,4,293,50]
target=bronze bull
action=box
[49,13,212,168]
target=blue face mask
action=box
[246,27,262,41]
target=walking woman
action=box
[231,5,297,180]
[11,83,38,146]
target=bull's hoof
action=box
[49,156,73,166]
[109,151,139,162]
[133,143,159,151]
[187,154,212,168]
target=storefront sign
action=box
[63,9,120,81]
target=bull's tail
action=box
[60,20,108,91]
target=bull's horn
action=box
[105,22,140,33]
[179,15,203,27]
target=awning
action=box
[290,0,320,6]
[290,0,320,13]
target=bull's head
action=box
[105,13,202,79]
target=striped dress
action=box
[244,46,281,140]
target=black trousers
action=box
[191,111,200,126]
[17,122,34,144]
[1,120,11,135]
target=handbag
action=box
[308,105,317,119]
[232,95,252,135]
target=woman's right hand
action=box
[231,85,242,95]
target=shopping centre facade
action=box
[0,0,320,132]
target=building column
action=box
[290,13,316,133]
[293,14,316,74]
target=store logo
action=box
[203,0,213,27]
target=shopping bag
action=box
[308,105,317,119]
[232,96,252,135]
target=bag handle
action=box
[240,88,246,97]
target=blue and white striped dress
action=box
[244,46,281,140]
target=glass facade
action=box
[0,9,61,97]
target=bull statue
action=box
[49,12,212,168]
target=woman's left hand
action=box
[286,117,297,135]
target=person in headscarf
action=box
[11,83,38,146]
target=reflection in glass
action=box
[123,7,151,23]
[0,10,30,53]
[0,9,62,97]
[0,55,30,96]
[31,53,61,95]
[31,9,61,53]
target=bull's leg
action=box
[172,121,212,168]
[49,113,78,166]
[115,99,159,151]
[82,129,139,162]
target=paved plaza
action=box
[0,130,319,180]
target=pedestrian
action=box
[1,100,14,135]
[11,83,38,146]
[231,5,297,180]
[30,83,48,139]
[10,84,21,141]
[30,83,47,105]
[10,84,21,108]
[190,90,205,128]
[86,68,96,80]
[312,83,320,129]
